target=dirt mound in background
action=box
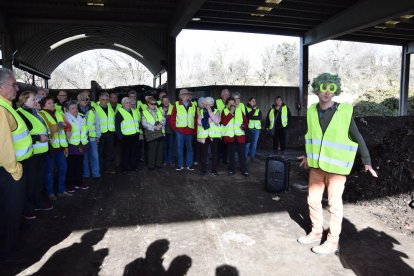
[344,120,414,237]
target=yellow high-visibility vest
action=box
[305,103,358,175]
[0,99,33,162]
[246,107,261,129]
[95,104,115,133]
[175,101,195,129]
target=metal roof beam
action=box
[303,0,414,45]
[408,41,414,54]
[169,0,207,37]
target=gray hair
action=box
[205,97,215,106]
[121,97,131,104]
[37,87,49,95]
[0,68,15,86]
[231,91,240,98]
[65,100,78,109]
[77,91,89,101]
[128,90,137,96]
[197,97,205,106]
[99,92,109,99]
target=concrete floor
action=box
[2,152,414,276]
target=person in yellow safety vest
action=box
[160,95,175,166]
[215,88,230,113]
[55,90,68,115]
[266,96,291,156]
[95,92,116,174]
[231,91,246,115]
[109,92,122,113]
[0,68,34,261]
[221,97,249,177]
[38,96,71,199]
[197,97,221,175]
[170,89,197,171]
[245,97,262,162]
[77,91,101,180]
[127,90,138,110]
[215,88,231,165]
[17,91,52,219]
[157,91,167,107]
[142,96,166,170]
[297,73,378,255]
[115,97,141,173]
[65,100,89,192]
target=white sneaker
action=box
[297,232,322,244]
[176,167,184,171]
[312,241,339,255]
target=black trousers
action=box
[0,164,26,259]
[147,138,163,169]
[200,139,219,173]
[120,134,140,172]
[227,141,248,174]
[67,155,84,189]
[24,153,47,214]
[218,140,228,163]
[98,132,115,171]
[273,128,287,152]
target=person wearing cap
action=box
[170,89,197,171]
[0,68,33,261]
[297,73,378,255]
[197,97,221,175]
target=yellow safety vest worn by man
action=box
[0,97,33,178]
[305,103,358,175]
[95,104,115,133]
[221,107,244,137]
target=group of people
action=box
[1,66,378,264]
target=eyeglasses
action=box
[234,97,240,100]
[319,83,337,94]
[57,94,67,97]
[81,98,90,101]
[101,98,109,101]
[148,103,156,105]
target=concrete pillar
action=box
[399,45,410,116]
[167,36,176,102]
[1,32,13,69]
[299,37,309,116]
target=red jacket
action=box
[221,109,248,143]
[170,100,197,135]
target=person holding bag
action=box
[142,97,165,170]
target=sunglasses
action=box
[319,83,337,94]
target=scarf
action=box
[201,108,210,130]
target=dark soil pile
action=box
[344,120,414,237]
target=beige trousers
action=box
[308,168,346,242]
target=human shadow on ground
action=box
[123,239,192,276]
[339,218,414,276]
[30,228,108,276]
[215,264,239,276]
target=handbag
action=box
[144,128,164,142]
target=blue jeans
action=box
[83,140,100,177]
[45,151,67,195]
[175,131,193,167]
[245,129,261,159]
[163,133,175,164]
